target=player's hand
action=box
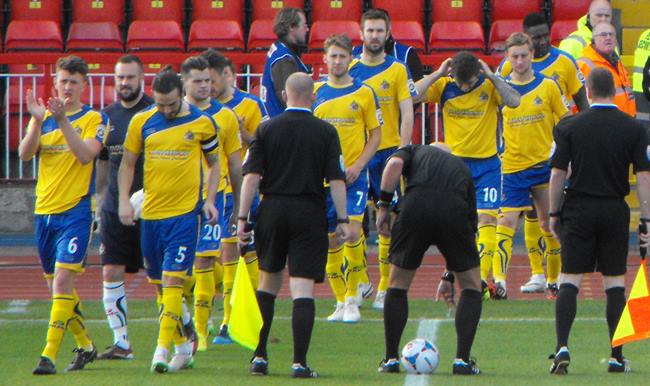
[550,216,561,244]
[47,89,67,121]
[335,223,352,244]
[478,59,494,77]
[118,199,135,226]
[435,58,453,78]
[237,219,253,251]
[202,201,219,225]
[345,165,361,185]
[26,90,46,122]
[435,278,455,308]
[639,228,650,249]
[375,207,391,237]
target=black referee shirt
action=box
[391,144,476,211]
[551,104,650,198]
[242,108,345,202]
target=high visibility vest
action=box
[633,29,650,93]
[559,15,591,60]
[578,45,636,117]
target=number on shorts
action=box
[483,187,498,203]
[175,246,188,263]
[202,223,221,241]
[355,191,364,207]
[67,237,79,254]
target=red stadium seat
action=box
[132,0,184,23]
[72,0,125,25]
[431,0,483,23]
[311,0,363,22]
[551,0,590,21]
[247,19,276,51]
[488,19,522,52]
[550,20,577,47]
[429,21,485,52]
[308,21,362,51]
[126,20,184,52]
[373,0,425,51]
[491,0,542,20]
[5,20,63,51]
[67,22,123,52]
[251,0,304,21]
[189,0,245,51]
[11,0,63,24]
[189,20,245,51]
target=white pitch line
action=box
[404,319,440,386]
[0,299,30,314]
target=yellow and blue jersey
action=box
[502,73,569,173]
[425,75,502,158]
[202,99,241,193]
[123,103,219,220]
[349,55,416,150]
[498,46,584,111]
[220,87,269,159]
[34,105,107,214]
[313,79,382,168]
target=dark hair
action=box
[587,67,615,98]
[152,66,183,94]
[56,55,88,76]
[324,34,353,54]
[523,12,548,30]
[116,55,144,72]
[361,8,390,30]
[452,51,480,84]
[200,48,229,72]
[273,8,305,39]
[180,56,209,75]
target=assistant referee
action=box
[548,68,650,375]
[237,73,351,378]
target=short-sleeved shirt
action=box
[34,106,107,214]
[220,87,269,158]
[425,75,502,158]
[99,94,154,214]
[349,55,417,150]
[498,46,584,104]
[502,73,569,173]
[552,104,650,198]
[201,99,240,193]
[313,78,382,168]
[242,108,345,202]
[123,104,219,220]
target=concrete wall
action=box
[0,180,36,233]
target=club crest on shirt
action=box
[551,72,560,82]
[184,130,194,141]
[380,80,390,90]
[74,125,82,135]
[479,91,488,101]
[534,96,543,106]
[96,125,106,140]
[349,101,359,111]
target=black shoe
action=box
[65,345,97,372]
[183,319,198,355]
[33,356,56,375]
[452,358,480,375]
[549,348,570,375]
[291,364,318,378]
[493,282,507,300]
[607,357,631,373]
[250,357,268,376]
[97,344,134,360]
[377,358,400,373]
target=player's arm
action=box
[49,98,103,164]
[572,86,589,111]
[237,115,255,145]
[548,167,567,239]
[236,172,261,244]
[271,58,299,109]
[203,151,221,225]
[376,155,404,235]
[347,126,381,184]
[95,158,109,215]
[479,59,520,108]
[18,90,46,161]
[117,149,138,226]
[398,97,414,147]
[413,58,452,104]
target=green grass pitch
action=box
[1,299,649,385]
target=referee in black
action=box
[548,67,650,375]
[375,143,482,376]
[236,73,351,378]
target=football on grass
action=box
[401,338,440,374]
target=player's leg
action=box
[552,272,582,374]
[251,270,284,375]
[380,264,416,371]
[454,267,482,375]
[521,207,546,293]
[342,176,368,321]
[214,192,238,344]
[244,193,261,289]
[494,210,519,299]
[289,277,319,378]
[324,190,346,321]
[531,184,561,298]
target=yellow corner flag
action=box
[229,257,263,350]
[612,261,650,347]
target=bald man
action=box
[559,0,614,60]
[237,73,351,378]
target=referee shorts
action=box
[99,209,143,273]
[254,196,328,282]
[560,197,629,276]
[389,189,479,272]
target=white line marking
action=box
[404,319,440,386]
[0,299,30,314]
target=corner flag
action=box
[229,257,262,350]
[612,261,650,347]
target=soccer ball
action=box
[129,189,144,220]
[400,338,440,374]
